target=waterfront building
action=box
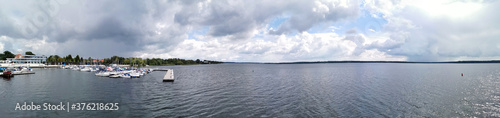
[7,54,47,64]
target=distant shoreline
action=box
[224,60,500,64]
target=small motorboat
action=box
[1,70,14,78]
[20,67,35,74]
[80,67,91,72]
[129,72,141,78]
[121,73,132,78]
[95,71,110,77]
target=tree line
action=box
[2,50,223,66]
[47,55,222,66]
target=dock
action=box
[163,69,174,82]
[154,68,170,71]
[12,72,35,75]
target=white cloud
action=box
[135,31,404,62]
[361,0,500,61]
[409,0,483,19]
[0,36,56,56]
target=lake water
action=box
[1,63,500,117]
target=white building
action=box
[7,54,47,64]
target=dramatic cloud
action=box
[0,0,499,62]
[363,0,500,61]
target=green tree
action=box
[103,58,111,64]
[88,57,92,65]
[111,56,120,64]
[175,60,184,65]
[124,58,130,64]
[47,55,53,64]
[75,55,80,64]
[49,55,57,65]
[25,51,35,55]
[1,51,15,60]
[140,59,146,66]
[66,54,73,64]
[54,55,62,65]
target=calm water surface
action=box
[1,63,500,117]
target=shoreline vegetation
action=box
[46,55,223,66]
[1,50,223,67]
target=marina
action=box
[1,66,36,78]
[59,65,171,80]
[1,64,173,81]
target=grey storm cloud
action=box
[173,0,361,39]
[0,0,189,57]
[0,0,362,57]
[0,14,18,38]
[271,1,360,34]
[83,18,141,43]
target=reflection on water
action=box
[1,63,500,117]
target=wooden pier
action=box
[12,72,35,75]
[154,68,170,71]
[163,69,174,82]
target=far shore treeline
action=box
[1,50,222,66]
[47,55,223,66]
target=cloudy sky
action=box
[0,0,499,62]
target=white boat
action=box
[140,71,145,76]
[109,71,119,75]
[121,73,131,78]
[95,71,110,77]
[10,67,35,75]
[12,70,22,75]
[20,67,35,74]
[109,74,121,78]
[72,66,80,71]
[129,72,141,78]
[90,67,98,72]
[80,67,91,72]
[148,68,154,73]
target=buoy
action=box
[461,73,463,76]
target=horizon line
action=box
[223,60,500,64]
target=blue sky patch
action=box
[187,26,210,40]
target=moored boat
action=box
[109,74,121,78]
[1,70,14,78]
[80,66,91,72]
[95,71,110,77]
